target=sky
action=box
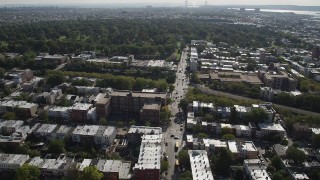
[0,0,319,6]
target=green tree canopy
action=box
[48,139,65,154]
[286,146,306,164]
[222,133,236,140]
[79,166,103,180]
[179,171,193,180]
[215,148,233,176]
[178,149,190,170]
[246,107,268,123]
[271,156,282,171]
[161,159,169,173]
[16,164,40,180]
[198,133,208,139]
[312,134,320,148]
[1,112,16,120]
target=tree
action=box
[129,120,136,126]
[222,133,236,140]
[215,148,233,175]
[0,67,5,78]
[229,107,238,123]
[98,117,107,126]
[161,159,169,173]
[280,139,289,146]
[198,133,208,139]
[234,168,244,180]
[46,73,65,87]
[116,121,124,127]
[266,165,276,174]
[271,156,282,170]
[48,139,65,154]
[178,99,189,114]
[16,164,40,180]
[39,110,49,123]
[286,146,306,164]
[312,134,320,148]
[179,171,193,180]
[56,95,71,107]
[204,114,214,122]
[190,73,201,84]
[221,127,233,135]
[1,112,16,120]
[246,108,268,123]
[272,172,284,180]
[178,149,190,170]
[79,166,103,180]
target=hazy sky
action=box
[1,0,320,6]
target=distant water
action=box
[231,8,320,18]
[261,9,320,18]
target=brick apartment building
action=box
[110,90,167,123]
[93,93,111,119]
[70,103,93,122]
[258,69,298,91]
[140,103,161,126]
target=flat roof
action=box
[71,103,92,111]
[227,141,238,154]
[242,141,257,152]
[258,123,285,132]
[128,126,162,135]
[188,150,214,180]
[111,90,167,99]
[79,159,92,171]
[142,103,161,110]
[36,124,58,134]
[72,125,100,136]
[134,134,162,170]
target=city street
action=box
[163,47,189,180]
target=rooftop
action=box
[111,90,167,99]
[258,123,285,132]
[71,103,92,111]
[134,134,162,170]
[128,126,162,135]
[188,150,214,180]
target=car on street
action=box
[170,134,175,137]
[174,136,179,139]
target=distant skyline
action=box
[1,0,320,6]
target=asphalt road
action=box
[163,48,189,180]
[194,84,320,117]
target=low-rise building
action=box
[50,125,73,140]
[0,100,38,118]
[243,159,270,180]
[0,154,30,171]
[33,124,58,139]
[127,125,162,143]
[48,106,71,121]
[235,125,251,137]
[94,93,111,119]
[257,123,286,138]
[0,120,24,135]
[140,102,161,126]
[28,154,74,177]
[227,140,239,158]
[72,125,116,146]
[134,134,162,180]
[0,121,29,147]
[94,126,116,146]
[239,141,259,159]
[188,150,214,180]
[71,103,93,122]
